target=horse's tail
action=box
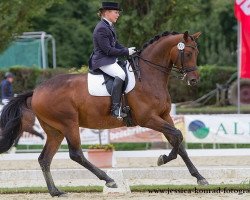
[0,91,34,153]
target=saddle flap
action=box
[87,61,135,97]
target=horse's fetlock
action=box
[170,153,178,160]
[38,158,50,171]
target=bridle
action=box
[129,39,198,80]
[172,41,198,75]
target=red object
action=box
[235,0,250,78]
[87,149,113,168]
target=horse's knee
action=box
[168,129,183,147]
[175,129,183,144]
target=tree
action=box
[31,0,100,68]
[0,0,63,53]
[29,0,237,67]
[31,0,203,67]
[117,0,201,48]
[117,0,237,66]
[188,0,237,66]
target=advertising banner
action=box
[185,114,250,143]
[18,116,185,145]
[19,128,110,145]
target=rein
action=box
[128,40,198,80]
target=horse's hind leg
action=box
[38,120,66,197]
[63,124,117,188]
[28,128,44,140]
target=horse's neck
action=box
[138,36,177,90]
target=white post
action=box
[52,36,56,68]
[41,32,46,69]
[237,22,242,114]
[103,169,131,194]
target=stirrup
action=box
[112,106,127,120]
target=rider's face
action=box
[104,10,120,23]
[7,77,14,83]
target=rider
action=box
[89,2,136,119]
[1,72,14,105]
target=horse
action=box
[0,31,208,197]
[0,104,44,152]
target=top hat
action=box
[5,72,14,78]
[99,2,122,11]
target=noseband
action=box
[129,39,198,80]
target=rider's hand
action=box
[128,47,136,55]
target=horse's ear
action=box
[183,31,189,42]
[192,32,202,41]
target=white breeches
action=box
[99,62,126,81]
[1,99,9,105]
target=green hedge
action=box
[0,65,237,103]
[168,65,237,102]
[0,66,68,93]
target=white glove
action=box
[128,47,136,55]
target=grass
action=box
[176,105,250,114]
[0,186,103,194]
[0,184,249,194]
[187,143,250,149]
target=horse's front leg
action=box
[157,115,209,185]
[144,115,183,163]
[178,143,209,185]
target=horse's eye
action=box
[186,52,192,58]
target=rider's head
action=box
[98,2,122,24]
[5,72,14,83]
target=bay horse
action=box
[0,31,208,197]
[12,106,44,148]
[0,104,44,152]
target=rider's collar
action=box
[102,17,113,26]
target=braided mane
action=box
[138,31,179,54]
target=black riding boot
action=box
[111,77,127,119]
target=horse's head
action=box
[170,31,201,86]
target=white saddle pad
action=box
[88,62,136,96]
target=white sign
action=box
[19,128,109,145]
[185,114,250,143]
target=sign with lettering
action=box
[18,116,184,145]
[185,114,250,143]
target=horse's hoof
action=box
[157,155,165,166]
[106,181,118,188]
[197,179,209,186]
[51,190,67,197]
[58,192,68,198]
